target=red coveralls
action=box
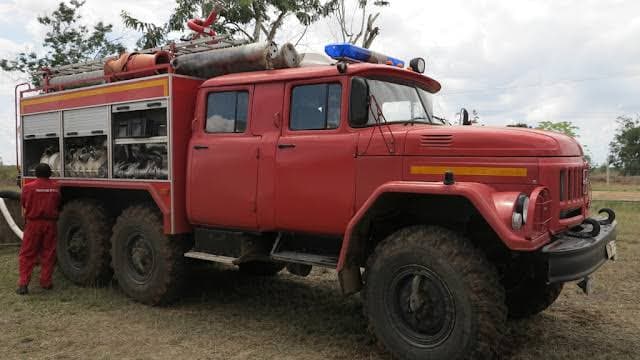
[18,178,61,288]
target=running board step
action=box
[270,251,337,268]
[184,251,237,265]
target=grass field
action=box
[0,200,637,359]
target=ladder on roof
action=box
[43,36,247,77]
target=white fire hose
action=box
[0,192,23,240]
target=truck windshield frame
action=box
[351,77,441,127]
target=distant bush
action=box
[0,165,18,186]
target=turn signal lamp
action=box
[324,43,405,67]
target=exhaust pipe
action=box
[0,191,22,240]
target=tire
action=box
[111,206,185,305]
[364,226,506,360]
[506,279,563,319]
[57,200,113,286]
[238,261,285,276]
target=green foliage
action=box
[0,1,124,86]
[535,121,596,166]
[507,122,531,128]
[609,115,640,176]
[122,0,339,50]
[536,121,579,138]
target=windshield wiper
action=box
[403,116,429,126]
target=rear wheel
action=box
[57,200,113,286]
[364,226,506,360]
[111,206,185,305]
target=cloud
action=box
[1,0,639,165]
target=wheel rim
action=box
[66,225,89,270]
[125,232,156,284]
[386,264,456,348]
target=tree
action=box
[536,121,578,138]
[609,115,640,175]
[0,1,124,85]
[535,121,595,166]
[122,0,338,50]
[471,109,480,124]
[507,122,531,128]
[332,0,389,49]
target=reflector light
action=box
[324,43,405,67]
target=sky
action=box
[0,0,639,165]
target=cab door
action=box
[187,85,259,229]
[274,78,357,235]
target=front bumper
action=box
[542,213,618,284]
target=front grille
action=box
[559,165,585,201]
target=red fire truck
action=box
[14,38,617,359]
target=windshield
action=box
[359,78,440,125]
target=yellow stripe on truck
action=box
[21,78,169,109]
[410,165,528,177]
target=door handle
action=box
[193,145,209,150]
[278,143,296,149]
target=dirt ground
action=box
[0,199,637,359]
[592,191,640,202]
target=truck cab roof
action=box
[201,62,442,94]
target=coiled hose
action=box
[0,190,22,240]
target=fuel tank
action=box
[404,126,583,157]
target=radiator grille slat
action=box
[560,165,586,202]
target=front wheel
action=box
[506,278,563,319]
[111,206,185,305]
[364,226,506,360]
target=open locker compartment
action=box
[23,138,62,177]
[113,143,168,179]
[22,111,62,177]
[64,135,108,178]
[63,106,109,178]
[112,99,169,180]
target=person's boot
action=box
[15,286,28,295]
[41,284,53,290]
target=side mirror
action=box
[349,77,370,127]
[460,108,471,126]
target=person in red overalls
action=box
[16,163,61,295]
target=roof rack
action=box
[43,36,247,78]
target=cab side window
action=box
[290,83,342,130]
[206,91,249,133]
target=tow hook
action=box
[598,208,616,225]
[577,275,594,295]
[566,208,616,239]
[567,218,601,238]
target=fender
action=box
[337,181,550,272]
[56,179,173,233]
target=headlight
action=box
[512,212,524,230]
[512,194,530,229]
[521,197,529,224]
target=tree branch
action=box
[225,21,255,42]
[267,10,287,42]
[362,12,380,48]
